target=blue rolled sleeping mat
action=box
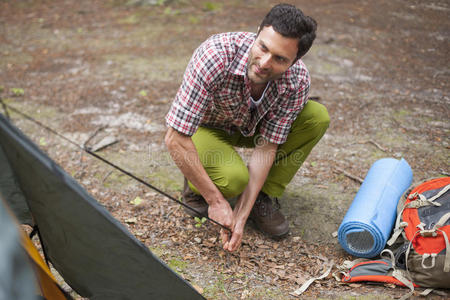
[338,158,413,258]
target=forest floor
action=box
[1,0,449,299]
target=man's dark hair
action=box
[258,3,317,61]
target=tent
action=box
[1,194,69,299]
[0,195,37,300]
[0,113,204,300]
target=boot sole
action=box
[248,218,290,239]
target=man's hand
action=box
[219,140,278,252]
[220,216,246,252]
[219,195,252,252]
[208,200,233,233]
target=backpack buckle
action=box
[420,229,438,237]
[421,253,437,269]
[407,192,418,200]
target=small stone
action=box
[194,237,202,244]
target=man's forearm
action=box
[166,127,234,239]
[221,140,277,251]
[234,141,278,220]
[164,127,224,205]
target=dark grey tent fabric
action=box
[0,195,37,300]
[0,145,33,225]
[0,114,204,300]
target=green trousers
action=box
[189,100,330,198]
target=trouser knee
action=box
[313,102,330,127]
[294,101,330,135]
[215,166,249,198]
[312,105,330,137]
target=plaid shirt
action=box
[165,32,310,144]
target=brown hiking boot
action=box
[249,192,289,238]
[182,177,208,217]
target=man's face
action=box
[247,26,299,85]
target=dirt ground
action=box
[1,0,449,299]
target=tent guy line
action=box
[0,99,232,233]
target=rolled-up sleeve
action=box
[165,41,225,136]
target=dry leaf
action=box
[268,262,285,269]
[292,236,301,242]
[257,244,270,249]
[145,191,158,197]
[255,238,264,245]
[130,197,143,205]
[277,269,286,278]
[203,241,215,248]
[183,254,194,260]
[240,289,250,299]
[125,217,137,224]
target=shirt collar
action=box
[228,33,255,77]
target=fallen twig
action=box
[433,70,450,79]
[334,167,364,184]
[102,169,113,184]
[367,140,387,152]
[73,151,87,179]
[90,136,119,152]
[83,126,106,148]
[164,204,180,219]
[360,139,387,152]
[390,117,408,132]
[228,285,244,293]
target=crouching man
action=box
[165,4,329,252]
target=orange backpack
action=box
[338,177,450,298]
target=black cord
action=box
[2,102,231,233]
